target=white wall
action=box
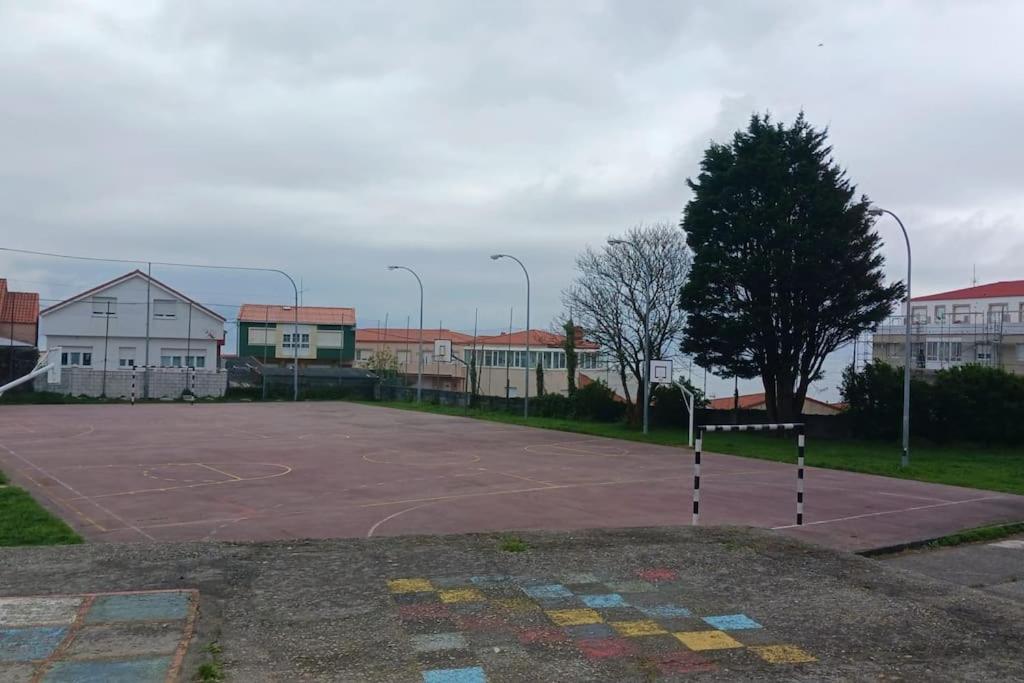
[40,273,225,369]
[908,295,1024,322]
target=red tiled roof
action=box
[474,329,599,349]
[708,392,842,412]
[912,280,1024,302]
[239,304,355,325]
[0,279,40,324]
[356,328,474,344]
[709,393,768,410]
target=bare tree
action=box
[562,223,691,419]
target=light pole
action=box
[491,254,530,418]
[868,207,912,468]
[609,238,652,434]
[387,265,423,402]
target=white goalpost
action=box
[0,347,62,398]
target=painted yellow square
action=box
[493,597,540,612]
[546,609,604,626]
[438,588,485,603]
[387,578,434,594]
[674,630,743,651]
[611,620,668,637]
[750,645,817,664]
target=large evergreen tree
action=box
[680,113,903,422]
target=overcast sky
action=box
[2,1,1022,400]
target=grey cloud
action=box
[1,1,1022,402]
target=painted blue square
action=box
[522,584,573,600]
[85,592,188,623]
[580,594,626,608]
[563,623,615,640]
[45,656,171,682]
[702,614,762,630]
[470,575,510,586]
[639,605,692,619]
[0,626,66,662]
[422,666,487,683]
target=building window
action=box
[153,299,177,319]
[911,306,928,323]
[952,304,971,323]
[927,341,962,363]
[356,348,372,361]
[976,344,993,362]
[118,347,136,368]
[161,355,182,367]
[61,351,92,367]
[988,304,1008,323]
[934,305,946,322]
[1017,344,1024,362]
[282,333,310,349]
[91,296,117,316]
[185,355,206,368]
[397,350,409,364]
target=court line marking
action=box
[361,450,482,466]
[197,463,243,481]
[0,441,154,541]
[366,502,437,537]
[128,473,695,531]
[772,495,1008,530]
[62,463,293,500]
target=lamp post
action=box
[387,265,423,402]
[491,254,530,418]
[868,207,912,468]
[609,238,652,434]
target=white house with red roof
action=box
[872,280,1024,374]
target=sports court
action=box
[1,402,1022,551]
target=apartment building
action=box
[872,280,1024,374]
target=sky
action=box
[2,1,1023,401]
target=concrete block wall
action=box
[35,367,227,399]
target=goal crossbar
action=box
[692,422,806,527]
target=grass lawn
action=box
[0,469,83,546]
[364,400,1024,496]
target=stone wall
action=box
[35,367,227,399]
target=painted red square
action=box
[398,603,451,620]
[635,568,678,582]
[651,651,716,674]
[576,637,637,660]
[456,613,508,631]
[517,627,568,645]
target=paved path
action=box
[2,527,1024,681]
[2,402,1022,552]
[881,533,1024,603]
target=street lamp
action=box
[491,254,530,418]
[387,265,424,403]
[609,238,653,434]
[868,207,912,468]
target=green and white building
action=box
[237,304,356,367]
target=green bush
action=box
[842,361,1024,444]
[650,380,707,428]
[573,380,625,422]
[532,392,573,418]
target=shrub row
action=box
[841,362,1024,444]
[530,380,626,422]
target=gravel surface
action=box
[2,526,1023,681]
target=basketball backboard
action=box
[433,339,453,363]
[649,359,672,384]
